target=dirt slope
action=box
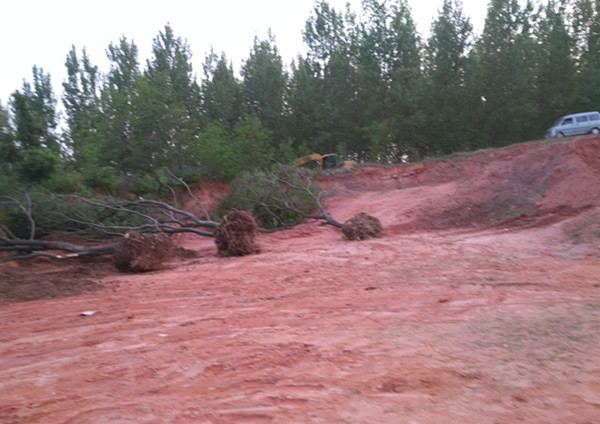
[1,136,599,423]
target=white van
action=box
[546,111,600,138]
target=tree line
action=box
[0,0,598,196]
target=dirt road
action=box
[1,137,599,423]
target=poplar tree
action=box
[287,56,323,153]
[359,0,424,159]
[536,0,577,128]
[201,50,243,131]
[241,33,287,141]
[423,0,474,153]
[101,36,141,172]
[0,102,18,179]
[10,67,60,183]
[293,0,358,154]
[141,24,202,174]
[11,66,58,151]
[573,0,600,111]
[62,46,104,181]
[471,0,539,145]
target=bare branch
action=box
[276,176,343,228]
[0,222,17,239]
[0,238,120,262]
[0,183,220,261]
[166,169,211,221]
[60,195,164,229]
[162,182,180,209]
[56,194,220,232]
[0,195,36,239]
[2,251,83,261]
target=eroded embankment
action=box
[320,136,600,232]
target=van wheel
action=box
[556,132,564,138]
[592,128,599,135]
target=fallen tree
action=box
[220,165,344,229]
[1,166,381,264]
[0,175,220,262]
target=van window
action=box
[589,113,600,121]
[576,115,589,123]
[563,117,573,125]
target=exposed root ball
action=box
[112,231,173,272]
[342,213,383,241]
[214,210,260,256]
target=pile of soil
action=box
[321,136,600,234]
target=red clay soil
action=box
[1,136,599,423]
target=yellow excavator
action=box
[292,153,354,170]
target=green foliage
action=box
[0,190,170,239]
[45,195,143,237]
[17,148,58,183]
[193,122,237,180]
[0,102,18,168]
[100,37,141,172]
[11,66,59,151]
[287,57,323,152]
[573,0,600,110]
[422,0,474,154]
[62,46,103,170]
[231,115,274,171]
[472,0,541,145]
[0,191,61,239]
[242,33,287,140]
[45,168,85,194]
[118,173,163,198]
[141,25,203,172]
[81,165,117,192]
[293,1,363,154]
[201,50,244,131]
[275,137,298,164]
[0,170,19,196]
[0,201,33,240]
[191,116,276,181]
[1,0,599,204]
[219,165,319,229]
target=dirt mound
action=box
[342,212,383,240]
[214,210,259,256]
[112,231,174,272]
[435,138,598,230]
[322,135,600,233]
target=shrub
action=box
[18,148,58,183]
[46,168,85,193]
[0,201,33,239]
[0,170,19,196]
[219,164,319,229]
[82,165,117,192]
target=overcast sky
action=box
[0,0,489,106]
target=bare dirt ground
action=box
[1,136,599,424]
